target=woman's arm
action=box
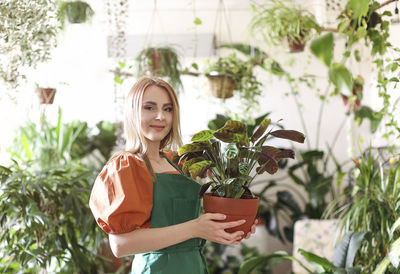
[109,213,245,257]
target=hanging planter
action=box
[136,46,183,93]
[288,36,306,53]
[206,74,236,99]
[36,87,56,104]
[58,1,94,28]
[249,0,321,53]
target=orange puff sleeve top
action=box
[89,151,178,234]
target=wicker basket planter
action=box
[207,74,236,99]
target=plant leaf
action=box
[178,142,209,156]
[333,231,367,268]
[329,63,353,97]
[270,130,305,143]
[310,32,334,66]
[191,130,215,142]
[250,118,271,143]
[224,143,239,159]
[188,160,213,178]
[298,249,336,271]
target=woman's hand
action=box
[243,218,258,239]
[192,213,245,245]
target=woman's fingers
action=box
[222,219,246,229]
[206,213,227,221]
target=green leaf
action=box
[329,63,354,97]
[332,232,367,268]
[224,143,238,159]
[310,32,334,66]
[390,218,400,236]
[346,0,369,20]
[389,238,400,268]
[298,249,336,271]
[238,162,251,175]
[178,142,209,156]
[114,76,123,84]
[372,257,390,274]
[194,17,202,25]
[214,120,248,143]
[250,118,271,143]
[191,130,215,142]
[182,157,205,177]
[188,160,213,178]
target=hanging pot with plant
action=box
[177,119,305,237]
[204,53,262,106]
[36,87,57,104]
[249,0,321,53]
[136,46,183,93]
[58,1,94,28]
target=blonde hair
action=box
[111,77,182,171]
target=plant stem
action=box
[328,114,348,151]
[315,82,331,149]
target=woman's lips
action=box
[150,125,165,131]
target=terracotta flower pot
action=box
[288,37,305,53]
[207,75,236,99]
[203,193,259,238]
[36,87,56,104]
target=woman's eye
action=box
[164,107,173,112]
[144,106,153,111]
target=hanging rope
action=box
[213,0,233,51]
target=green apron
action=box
[131,153,208,274]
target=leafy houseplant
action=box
[58,1,94,28]
[204,53,262,113]
[249,0,321,52]
[178,119,305,234]
[326,147,400,273]
[136,46,183,93]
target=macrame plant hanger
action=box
[106,0,129,147]
[213,0,233,56]
[140,0,168,77]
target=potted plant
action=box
[136,46,183,93]
[249,0,321,52]
[177,119,305,236]
[36,86,57,104]
[204,54,263,112]
[58,1,94,28]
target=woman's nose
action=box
[155,110,165,120]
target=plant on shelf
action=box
[178,118,305,235]
[136,46,183,93]
[249,0,321,52]
[58,1,94,29]
[204,53,263,113]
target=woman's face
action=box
[140,85,174,144]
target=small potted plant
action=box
[58,1,94,29]
[36,86,57,104]
[204,54,262,112]
[249,0,321,52]
[178,119,305,236]
[136,46,183,93]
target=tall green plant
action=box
[0,161,103,272]
[326,148,400,272]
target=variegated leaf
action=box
[191,130,215,142]
[188,160,213,178]
[178,142,209,156]
[224,143,238,159]
[182,157,205,177]
[250,118,271,143]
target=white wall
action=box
[1,1,399,272]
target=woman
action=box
[89,77,256,273]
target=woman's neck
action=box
[146,141,162,161]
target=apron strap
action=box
[160,152,184,175]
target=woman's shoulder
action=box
[103,151,147,174]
